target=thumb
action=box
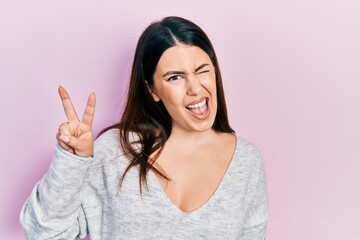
[59,134,93,157]
[59,134,81,150]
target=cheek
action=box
[162,93,184,110]
[201,74,217,92]
[157,85,184,103]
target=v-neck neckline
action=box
[148,136,239,216]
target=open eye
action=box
[167,75,183,81]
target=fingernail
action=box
[59,135,69,143]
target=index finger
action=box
[58,85,79,122]
[81,92,96,126]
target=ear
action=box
[145,81,161,102]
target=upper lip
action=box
[186,97,208,108]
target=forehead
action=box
[156,44,212,71]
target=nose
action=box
[186,75,202,96]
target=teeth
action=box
[187,99,206,109]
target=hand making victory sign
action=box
[56,86,96,157]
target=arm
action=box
[20,86,96,239]
[20,145,92,239]
[241,149,268,240]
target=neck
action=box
[167,127,218,149]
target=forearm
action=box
[20,144,92,239]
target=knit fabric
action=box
[20,129,267,240]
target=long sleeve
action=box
[20,144,93,240]
[241,148,268,240]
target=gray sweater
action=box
[20,129,268,239]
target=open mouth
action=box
[186,98,209,116]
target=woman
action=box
[20,16,267,239]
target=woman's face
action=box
[150,44,217,133]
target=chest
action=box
[98,169,247,239]
[154,146,235,212]
[84,149,252,239]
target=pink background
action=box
[1,1,359,239]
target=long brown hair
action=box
[99,16,234,193]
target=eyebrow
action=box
[162,63,210,77]
[195,63,209,72]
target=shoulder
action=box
[95,128,120,148]
[233,136,265,177]
[85,129,127,195]
[235,136,263,158]
[94,128,122,156]
[93,128,142,163]
[87,129,128,181]
[230,136,267,206]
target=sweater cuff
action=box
[43,144,94,192]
